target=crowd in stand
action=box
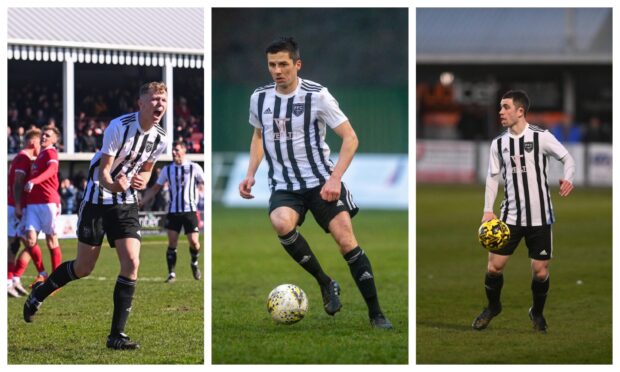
[8,83,204,154]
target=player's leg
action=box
[526,225,552,332]
[187,231,201,280]
[7,237,21,297]
[328,211,391,328]
[44,203,62,271]
[22,205,48,286]
[165,226,180,282]
[23,241,101,322]
[11,248,32,296]
[108,237,140,349]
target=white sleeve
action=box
[317,88,349,129]
[248,93,262,129]
[193,162,205,183]
[100,120,122,156]
[560,152,576,183]
[156,166,168,185]
[484,143,501,212]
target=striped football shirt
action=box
[248,77,348,192]
[156,161,205,213]
[82,112,168,205]
[486,124,573,226]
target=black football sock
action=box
[344,247,382,318]
[485,272,504,312]
[166,247,177,274]
[32,260,79,301]
[279,229,331,287]
[190,247,200,267]
[110,276,136,337]
[531,275,550,315]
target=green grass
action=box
[8,235,204,364]
[416,184,612,364]
[212,207,408,364]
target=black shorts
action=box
[77,203,141,248]
[268,182,359,233]
[164,212,200,234]
[492,224,553,261]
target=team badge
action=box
[293,103,305,117]
[145,141,154,153]
[524,142,534,153]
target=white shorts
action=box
[23,203,60,236]
[8,205,22,238]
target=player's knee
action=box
[190,241,200,251]
[486,263,503,275]
[270,217,296,236]
[532,267,549,281]
[122,256,140,275]
[73,261,95,278]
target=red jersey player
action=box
[8,128,46,297]
[23,125,63,285]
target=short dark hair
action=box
[173,140,187,149]
[265,37,300,61]
[501,90,530,116]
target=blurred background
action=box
[7,8,204,235]
[417,8,612,187]
[416,8,612,364]
[212,8,408,208]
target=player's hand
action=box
[130,174,148,190]
[320,176,341,202]
[481,211,497,223]
[239,176,255,199]
[24,181,34,193]
[559,179,574,197]
[115,173,130,191]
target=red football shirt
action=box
[26,146,60,205]
[8,150,33,207]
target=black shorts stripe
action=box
[533,133,548,224]
[303,93,325,184]
[519,137,532,226]
[272,96,293,190]
[285,96,305,189]
[509,138,522,226]
[258,92,276,191]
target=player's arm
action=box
[239,128,264,199]
[99,153,130,193]
[139,183,163,209]
[545,131,575,197]
[24,158,58,192]
[320,120,358,202]
[13,171,27,219]
[558,153,575,197]
[131,161,154,191]
[482,144,500,222]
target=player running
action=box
[140,140,205,283]
[239,37,392,329]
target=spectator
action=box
[12,126,26,151]
[75,178,88,207]
[550,114,582,143]
[77,127,98,152]
[60,178,77,214]
[583,116,612,143]
[8,126,19,153]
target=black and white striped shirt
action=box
[83,112,167,205]
[156,161,204,213]
[485,124,575,226]
[249,78,348,192]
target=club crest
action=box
[524,142,534,153]
[293,103,305,117]
[145,141,154,153]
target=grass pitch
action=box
[7,234,204,364]
[212,206,408,364]
[416,184,612,364]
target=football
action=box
[478,218,510,251]
[267,284,308,324]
